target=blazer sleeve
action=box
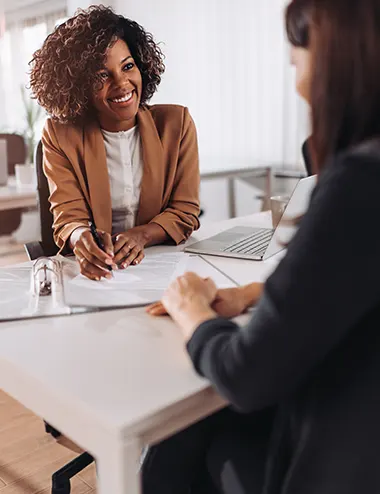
[149,108,200,244]
[42,120,90,253]
[187,154,380,412]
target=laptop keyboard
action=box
[222,228,273,257]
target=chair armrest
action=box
[24,241,45,260]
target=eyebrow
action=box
[120,56,133,64]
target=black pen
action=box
[88,221,113,272]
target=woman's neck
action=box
[98,116,137,133]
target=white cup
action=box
[15,164,36,188]
[270,195,290,228]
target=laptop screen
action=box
[263,175,317,260]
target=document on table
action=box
[0,265,79,322]
[63,252,237,309]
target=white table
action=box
[0,212,281,494]
[0,178,37,211]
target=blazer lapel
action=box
[83,122,112,233]
[136,107,165,225]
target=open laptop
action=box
[185,175,317,261]
[0,139,8,186]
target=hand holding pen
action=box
[72,222,115,281]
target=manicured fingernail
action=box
[113,264,118,270]
[123,263,128,268]
[107,251,114,257]
[105,259,113,265]
[133,260,139,265]
[106,274,112,280]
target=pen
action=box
[88,221,113,272]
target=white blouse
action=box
[70,125,143,246]
[101,126,143,235]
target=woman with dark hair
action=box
[286,0,311,102]
[286,0,315,175]
[30,5,200,280]
[145,0,380,492]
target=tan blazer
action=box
[42,105,200,252]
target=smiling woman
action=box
[29,5,201,280]
[92,39,144,132]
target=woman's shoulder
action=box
[311,139,380,215]
[43,118,85,143]
[321,139,380,185]
[146,103,188,119]
[143,104,194,129]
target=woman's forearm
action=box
[239,283,264,309]
[134,223,170,247]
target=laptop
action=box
[0,139,8,186]
[185,175,317,261]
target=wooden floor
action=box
[0,390,97,494]
[0,244,97,493]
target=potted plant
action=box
[14,87,44,187]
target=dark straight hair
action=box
[310,0,380,170]
[285,0,312,48]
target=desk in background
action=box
[201,166,272,218]
[200,165,306,220]
[0,178,39,245]
[0,177,37,212]
[0,212,282,494]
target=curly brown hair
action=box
[29,5,165,123]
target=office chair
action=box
[301,137,314,177]
[24,141,59,260]
[0,133,26,235]
[24,140,94,494]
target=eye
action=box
[123,62,135,71]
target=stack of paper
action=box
[63,253,237,309]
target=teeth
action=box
[111,92,133,103]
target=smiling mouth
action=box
[108,91,134,104]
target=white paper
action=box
[71,271,141,289]
[64,253,189,308]
[64,252,236,309]
[186,255,237,288]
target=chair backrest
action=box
[301,138,314,176]
[34,140,59,257]
[0,133,27,175]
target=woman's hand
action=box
[113,227,149,268]
[160,272,218,340]
[211,287,250,318]
[147,288,246,318]
[73,229,115,280]
[212,283,263,317]
[147,283,264,319]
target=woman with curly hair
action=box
[30,5,200,280]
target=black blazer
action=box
[188,140,380,493]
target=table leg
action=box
[97,436,142,494]
[227,178,236,218]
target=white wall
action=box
[67,0,106,14]
[114,0,309,173]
